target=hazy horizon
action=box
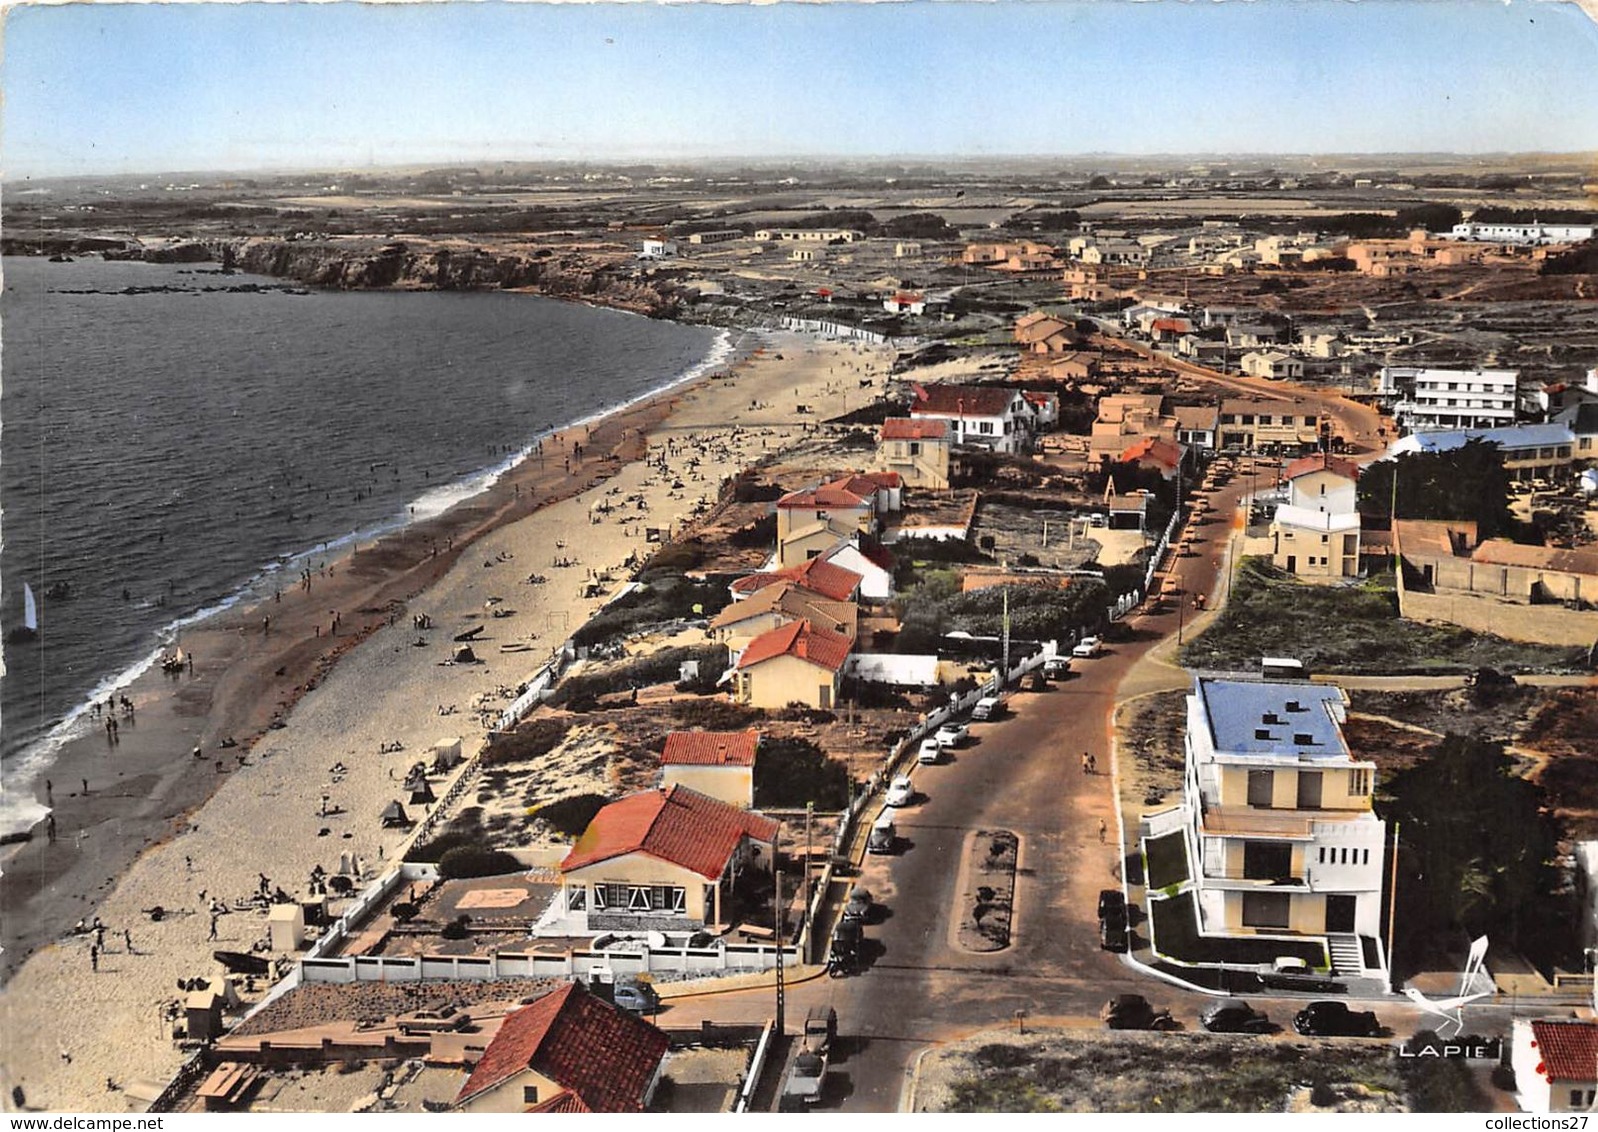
[5,0,1598,181]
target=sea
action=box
[0,254,729,838]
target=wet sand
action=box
[0,332,893,1110]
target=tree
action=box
[1356,439,1514,541]
[1395,203,1463,233]
[1378,735,1561,964]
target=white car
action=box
[885,775,915,807]
[917,738,943,764]
[935,722,969,748]
[1073,636,1103,658]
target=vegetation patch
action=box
[1179,558,1583,674]
[752,736,849,810]
[570,576,730,647]
[893,571,1110,653]
[957,830,1019,952]
[926,1029,1482,1113]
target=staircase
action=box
[1328,934,1365,976]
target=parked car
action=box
[971,695,1003,720]
[917,738,943,764]
[1098,917,1128,953]
[1072,636,1103,658]
[1043,656,1072,680]
[885,775,914,807]
[841,886,873,924]
[1293,1000,1381,1038]
[610,978,660,1015]
[1200,998,1273,1034]
[1097,889,1127,921]
[1100,994,1175,1031]
[935,722,969,748]
[828,920,863,977]
[866,812,896,854]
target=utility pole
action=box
[774,835,785,1036]
[1001,588,1011,679]
[1386,820,1401,994]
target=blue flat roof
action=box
[1196,678,1349,760]
[1392,423,1575,456]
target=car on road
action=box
[1072,636,1103,658]
[842,886,873,924]
[917,738,943,764]
[1200,998,1274,1034]
[935,722,969,748]
[1043,656,1072,680]
[610,978,660,1016]
[1292,1000,1381,1038]
[1100,994,1176,1031]
[885,775,915,807]
[1097,889,1127,921]
[971,695,1004,721]
[866,812,896,854]
[780,1048,828,1108]
[1097,890,1129,953]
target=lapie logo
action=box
[1397,1035,1502,1060]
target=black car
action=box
[1098,889,1127,921]
[1098,917,1129,953]
[1100,994,1174,1031]
[1200,998,1273,1034]
[1292,1000,1381,1038]
[841,887,873,924]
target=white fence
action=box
[299,941,800,985]
[1109,507,1183,622]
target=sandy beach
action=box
[0,330,894,1111]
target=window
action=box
[1241,891,1292,929]
[568,887,587,912]
[1349,768,1371,795]
[1243,841,1293,880]
[651,885,687,914]
[524,1086,540,1105]
[1247,769,1275,808]
[1317,847,1326,864]
[909,441,921,456]
[628,885,652,912]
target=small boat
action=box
[212,950,270,976]
[6,583,39,643]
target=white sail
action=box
[23,583,38,630]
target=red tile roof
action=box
[880,417,952,441]
[911,383,1018,418]
[735,619,852,673]
[1151,317,1195,334]
[455,983,668,1111]
[560,784,780,879]
[827,471,901,494]
[527,1091,590,1113]
[1283,451,1360,484]
[729,557,862,603]
[661,729,760,768]
[1119,437,1184,470]
[1530,1020,1598,1083]
[776,484,869,511]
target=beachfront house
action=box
[728,557,863,605]
[453,983,669,1113]
[820,541,894,601]
[1270,453,1361,580]
[909,383,1036,454]
[660,729,760,808]
[1168,675,1386,977]
[876,417,953,491]
[557,785,779,935]
[733,619,851,710]
[708,580,857,656]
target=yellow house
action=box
[877,417,953,490]
[776,517,861,569]
[733,619,851,710]
[452,983,668,1113]
[1176,676,1385,974]
[660,729,760,808]
[1271,452,1362,580]
[559,784,780,933]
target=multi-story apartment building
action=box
[1216,398,1323,452]
[1179,675,1386,973]
[1270,453,1362,579]
[1379,366,1519,433]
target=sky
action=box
[4,0,1598,179]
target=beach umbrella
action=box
[380,801,411,828]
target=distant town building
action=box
[639,239,677,259]
[1383,422,1575,481]
[1240,350,1305,382]
[877,417,953,490]
[1378,366,1519,433]
[1216,398,1323,452]
[756,228,865,243]
[1450,221,1596,245]
[686,229,742,245]
[909,383,1037,454]
[1271,453,1361,579]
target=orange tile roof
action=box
[1119,437,1184,470]
[880,417,952,441]
[560,784,779,879]
[1529,1020,1598,1083]
[661,729,760,768]
[455,983,668,1111]
[776,484,869,510]
[730,557,863,603]
[1283,451,1360,483]
[736,619,852,673]
[1471,539,1598,577]
[826,471,901,494]
[527,1091,590,1113]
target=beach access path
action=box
[0,333,894,1112]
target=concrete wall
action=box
[1398,584,1598,647]
[299,941,800,986]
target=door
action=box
[1296,771,1323,809]
[819,685,832,710]
[1286,554,1297,573]
[1325,894,1357,933]
[1247,769,1275,808]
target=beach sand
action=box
[0,332,894,1111]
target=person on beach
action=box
[1099,819,1108,843]
[123,928,133,954]
[89,944,99,972]
[208,913,219,941]
[46,814,57,842]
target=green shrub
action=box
[753,736,849,809]
[535,794,610,838]
[437,846,523,879]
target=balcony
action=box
[1199,805,1374,839]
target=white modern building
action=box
[1177,676,1386,975]
[1449,221,1596,246]
[1379,366,1520,433]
